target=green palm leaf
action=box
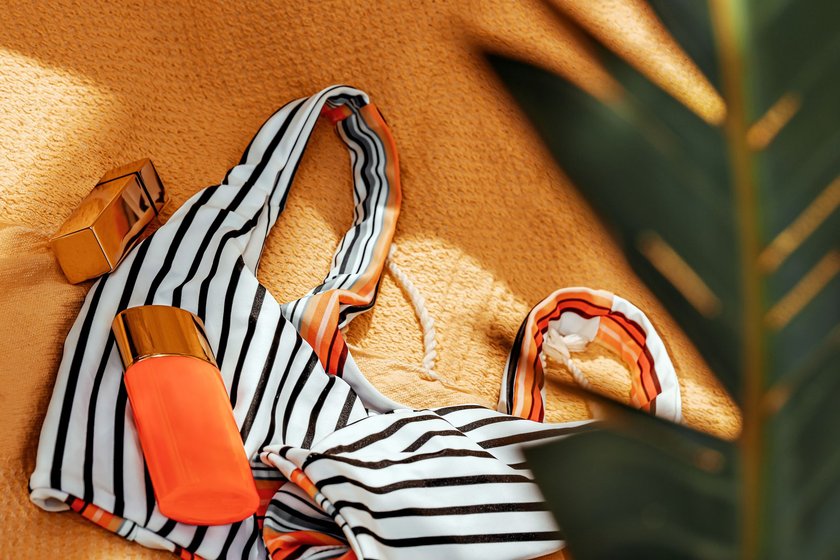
[485,0,840,558]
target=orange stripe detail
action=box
[263,528,351,559]
[69,495,210,559]
[255,478,286,524]
[516,295,617,419]
[512,291,663,420]
[294,102,401,377]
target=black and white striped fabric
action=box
[30,86,679,560]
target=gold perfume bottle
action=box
[50,159,167,283]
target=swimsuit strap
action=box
[498,287,682,423]
[220,85,401,409]
[277,97,400,382]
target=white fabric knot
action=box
[541,328,590,389]
[543,330,588,360]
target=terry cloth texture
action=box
[0,1,740,559]
[27,87,684,559]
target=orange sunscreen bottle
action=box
[112,305,258,525]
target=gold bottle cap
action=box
[51,159,167,284]
[112,305,217,370]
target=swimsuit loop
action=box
[499,287,682,423]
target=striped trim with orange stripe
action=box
[499,287,681,423]
[278,100,403,413]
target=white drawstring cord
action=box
[385,244,440,383]
[358,245,591,398]
[541,329,591,390]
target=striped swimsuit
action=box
[30,86,682,559]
